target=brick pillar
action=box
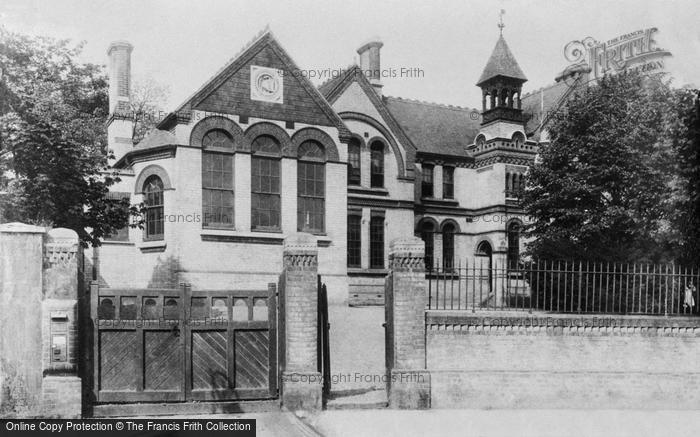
[41,228,81,418]
[0,223,45,416]
[279,233,322,411]
[493,240,508,307]
[386,237,431,409]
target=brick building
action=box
[90,29,548,304]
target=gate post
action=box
[279,233,322,411]
[0,225,81,417]
[386,237,431,409]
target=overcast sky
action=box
[2,0,699,111]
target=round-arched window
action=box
[202,129,234,149]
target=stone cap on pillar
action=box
[46,228,79,244]
[389,237,425,271]
[283,233,318,269]
[0,222,46,234]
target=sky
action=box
[2,0,699,112]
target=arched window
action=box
[297,140,325,233]
[475,134,486,148]
[476,241,492,257]
[202,129,235,149]
[347,138,361,185]
[251,135,281,230]
[512,131,525,148]
[442,223,456,271]
[420,221,435,270]
[143,175,164,240]
[202,129,234,228]
[507,221,521,269]
[370,141,384,188]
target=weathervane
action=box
[498,9,505,35]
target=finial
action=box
[498,9,505,35]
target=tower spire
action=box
[498,9,505,35]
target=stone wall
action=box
[0,224,82,418]
[427,312,700,409]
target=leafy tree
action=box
[666,88,700,266]
[522,70,698,264]
[0,27,138,246]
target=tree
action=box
[129,76,170,143]
[666,89,700,266]
[0,27,138,246]
[522,70,698,264]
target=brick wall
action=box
[427,313,700,409]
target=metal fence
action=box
[427,258,700,316]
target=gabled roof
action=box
[477,35,527,86]
[159,28,350,139]
[134,129,183,150]
[319,64,418,170]
[384,97,481,157]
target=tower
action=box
[475,34,527,140]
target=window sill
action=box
[347,268,389,276]
[138,240,166,253]
[203,225,236,231]
[421,197,459,206]
[201,230,331,247]
[102,240,134,246]
[348,186,389,196]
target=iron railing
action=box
[427,258,700,316]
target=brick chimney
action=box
[357,38,383,95]
[106,41,133,165]
[107,41,133,113]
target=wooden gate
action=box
[91,282,277,403]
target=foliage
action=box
[522,70,700,264]
[0,26,139,246]
[129,76,170,143]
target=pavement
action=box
[303,409,700,437]
[132,412,316,437]
[326,302,387,407]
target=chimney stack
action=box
[106,41,133,165]
[107,41,133,114]
[357,38,383,95]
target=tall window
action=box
[251,135,281,230]
[348,138,361,185]
[442,223,456,271]
[420,221,435,270]
[507,221,521,269]
[443,167,454,199]
[297,140,325,233]
[144,176,164,240]
[422,164,434,198]
[370,214,384,269]
[370,141,384,188]
[202,129,234,228]
[347,214,361,268]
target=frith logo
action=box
[564,27,672,79]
